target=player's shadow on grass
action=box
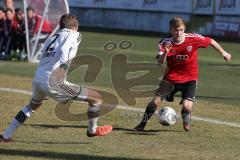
[114,127,183,136]
[196,95,240,100]
[0,148,149,160]
[210,63,240,68]
[15,140,89,145]
[24,124,88,129]
[24,124,183,135]
[175,95,240,100]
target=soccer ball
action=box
[158,107,177,126]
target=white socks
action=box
[87,103,101,133]
[22,105,35,118]
[3,118,21,139]
[88,117,99,133]
[3,105,34,139]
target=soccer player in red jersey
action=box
[134,16,231,131]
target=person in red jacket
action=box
[2,8,14,59]
[134,16,232,132]
[12,8,26,60]
[27,6,52,36]
[0,7,6,57]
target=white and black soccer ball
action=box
[158,107,177,126]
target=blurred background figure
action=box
[27,6,52,36]
[0,7,5,59]
[2,8,14,60]
[26,6,53,62]
[12,8,27,61]
[5,0,15,13]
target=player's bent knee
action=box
[89,97,102,107]
[182,100,193,112]
[87,89,103,106]
[153,96,162,106]
[95,97,103,106]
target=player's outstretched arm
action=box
[210,39,232,62]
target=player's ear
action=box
[71,26,77,31]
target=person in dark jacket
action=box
[0,7,6,57]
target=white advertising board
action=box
[216,0,240,15]
[69,0,192,13]
[193,0,214,15]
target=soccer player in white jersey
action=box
[0,14,112,142]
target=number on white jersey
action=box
[42,34,60,58]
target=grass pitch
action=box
[0,31,240,160]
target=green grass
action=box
[0,31,240,160]
[0,91,240,160]
[0,31,239,105]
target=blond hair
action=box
[169,16,186,29]
[60,14,79,29]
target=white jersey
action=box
[33,28,81,84]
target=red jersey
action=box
[158,33,211,83]
[33,15,52,34]
[28,15,52,35]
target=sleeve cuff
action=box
[158,51,164,56]
[60,63,68,71]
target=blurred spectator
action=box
[27,6,52,36]
[12,8,27,61]
[2,8,14,60]
[5,0,15,13]
[0,7,5,57]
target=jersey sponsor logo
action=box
[42,51,56,57]
[187,46,192,52]
[176,55,189,61]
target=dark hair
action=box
[27,6,34,12]
[0,7,4,12]
[15,8,23,13]
[5,7,13,13]
[169,16,186,29]
[60,14,79,29]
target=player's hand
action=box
[163,42,172,53]
[223,52,231,62]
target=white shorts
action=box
[31,81,88,103]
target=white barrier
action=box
[69,0,192,13]
[193,0,214,15]
[216,0,240,15]
[71,8,190,33]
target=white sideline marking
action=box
[0,88,32,95]
[1,87,240,128]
